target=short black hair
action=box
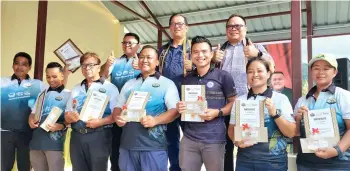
[246,57,271,73]
[191,36,212,51]
[271,71,284,76]
[226,14,246,26]
[46,62,64,73]
[169,14,188,26]
[124,32,140,44]
[140,45,159,58]
[13,52,32,66]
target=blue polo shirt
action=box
[294,84,350,169]
[109,55,141,91]
[1,74,46,132]
[159,40,191,92]
[230,88,295,163]
[116,72,179,151]
[65,78,119,130]
[182,68,236,143]
[29,85,71,151]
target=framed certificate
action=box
[34,90,46,122]
[54,39,83,73]
[40,107,63,132]
[234,100,268,143]
[181,85,207,122]
[300,108,340,153]
[121,91,150,122]
[79,90,109,122]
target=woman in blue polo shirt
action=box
[294,54,350,171]
[228,57,296,171]
[28,62,71,171]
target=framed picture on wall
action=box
[54,39,83,73]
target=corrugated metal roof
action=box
[101,1,350,46]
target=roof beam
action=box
[139,0,170,39]
[120,0,289,25]
[110,1,158,28]
[164,9,307,29]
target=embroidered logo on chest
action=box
[206,81,214,88]
[152,83,160,88]
[99,88,106,93]
[23,83,32,87]
[55,96,63,101]
[326,97,336,104]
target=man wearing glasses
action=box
[100,33,141,171]
[158,14,192,171]
[65,52,119,171]
[211,14,274,171]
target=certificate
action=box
[121,91,149,122]
[300,108,340,153]
[80,90,109,122]
[181,85,207,122]
[54,39,83,73]
[234,100,268,143]
[34,90,46,122]
[40,107,63,132]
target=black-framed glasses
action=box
[226,24,245,30]
[121,41,138,46]
[81,63,99,69]
[170,22,186,28]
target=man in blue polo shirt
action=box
[176,36,237,171]
[158,14,192,171]
[1,52,46,171]
[65,52,119,171]
[100,32,141,171]
[113,45,180,171]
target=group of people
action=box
[1,13,349,171]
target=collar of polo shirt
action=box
[136,72,161,80]
[11,74,30,81]
[47,85,65,93]
[247,87,273,100]
[192,67,215,78]
[306,83,336,99]
[80,77,105,86]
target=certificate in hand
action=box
[234,100,268,143]
[80,90,109,122]
[34,91,46,122]
[54,39,83,73]
[121,91,149,122]
[300,108,340,153]
[181,85,207,122]
[40,107,63,132]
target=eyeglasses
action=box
[170,22,186,28]
[226,24,245,30]
[121,41,138,46]
[81,63,98,69]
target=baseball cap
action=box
[308,53,338,69]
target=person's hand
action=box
[244,39,259,58]
[106,51,116,67]
[264,98,277,116]
[47,123,64,132]
[184,59,192,71]
[86,119,102,129]
[295,106,309,121]
[176,101,186,113]
[213,44,224,63]
[64,111,79,123]
[28,114,39,129]
[140,115,157,128]
[115,115,127,127]
[132,54,139,70]
[199,109,219,121]
[234,139,255,148]
[315,147,338,159]
[63,64,72,76]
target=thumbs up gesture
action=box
[106,51,116,67]
[184,59,192,71]
[213,44,225,63]
[132,54,140,70]
[244,39,260,58]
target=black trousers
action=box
[70,128,112,171]
[1,131,32,171]
[110,124,123,171]
[224,115,234,171]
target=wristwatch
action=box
[257,51,263,57]
[333,145,344,158]
[272,109,281,120]
[218,109,224,117]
